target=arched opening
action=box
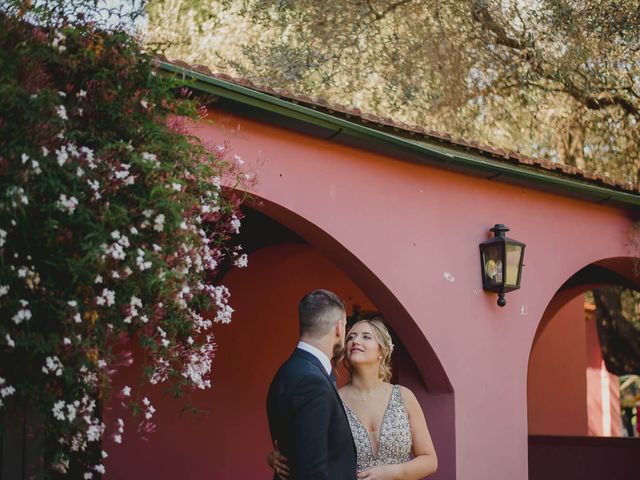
[527,258,640,480]
[104,201,454,479]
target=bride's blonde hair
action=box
[344,317,394,382]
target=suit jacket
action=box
[267,348,357,480]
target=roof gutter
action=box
[158,61,640,209]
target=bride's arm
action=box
[357,386,437,480]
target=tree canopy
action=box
[147,0,640,185]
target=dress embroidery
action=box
[344,385,412,471]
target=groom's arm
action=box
[290,374,332,480]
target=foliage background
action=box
[147,0,640,186]
[0,1,246,476]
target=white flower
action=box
[42,356,64,376]
[234,253,248,268]
[96,288,115,307]
[114,168,130,180]
[0,385,16,398]
[63,337,71,346]
[181,340,215,390]
[52,400,66,420]
[153,214,165,232]
[77,90,87,98]
[113,434,122,444]
[84,473,93,479]
[5,334,15,348]
[230,215,241,234]
[135,249,152,271]
[171,182,181,191]
[140,99,148,109]
[121,386,131,397]
[56,105,68,120]
[68,300,78,307]
[80,146,97,169]
[102,241,126,261]
[94,275,103,284]
[87,179,101,200]
[74,313,82,323]
[6,186,28,206]
[12,301,32,324]
[66,402,77,422]
[233,154,244,165]
[179,221,188,230]
[0,229,6,248]
[55,146,69,166]
[94,465,105,474]
[41,146,49,157]
[21,153,29,164]
[129,226,138,235]
[31,160,42,175]
[141,151,160,168]
[56,194,79,214]
[76,167,85,177]
[142,398,156,420]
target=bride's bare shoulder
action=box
[397,384,419,405]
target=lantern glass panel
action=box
[505,244,523,287]
[482,244,503,288]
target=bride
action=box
[269,317,438,480]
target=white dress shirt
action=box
[297,341,332,375]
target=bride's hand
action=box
[356,464,396,480]
[267,440,290,479]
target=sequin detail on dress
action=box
[345,385,412,471]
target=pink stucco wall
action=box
[106,104,637,480]
[528,295,588,436]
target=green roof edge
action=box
[158,61,640,209]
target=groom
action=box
[267,289,356,479]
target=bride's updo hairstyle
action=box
[345,316,394,382]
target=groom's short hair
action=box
[299,289,345,338]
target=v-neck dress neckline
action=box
[343,385,413,471]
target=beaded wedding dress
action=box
[344,385,413,471]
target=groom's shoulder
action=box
[274,349,323,381]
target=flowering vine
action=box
[0,5,247,477]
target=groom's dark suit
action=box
[267,348,356,480]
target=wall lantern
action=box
[479,224,525,307]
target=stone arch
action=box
[104,196,455,480]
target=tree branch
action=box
[367,0,413,21]
[471,0,525,50]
